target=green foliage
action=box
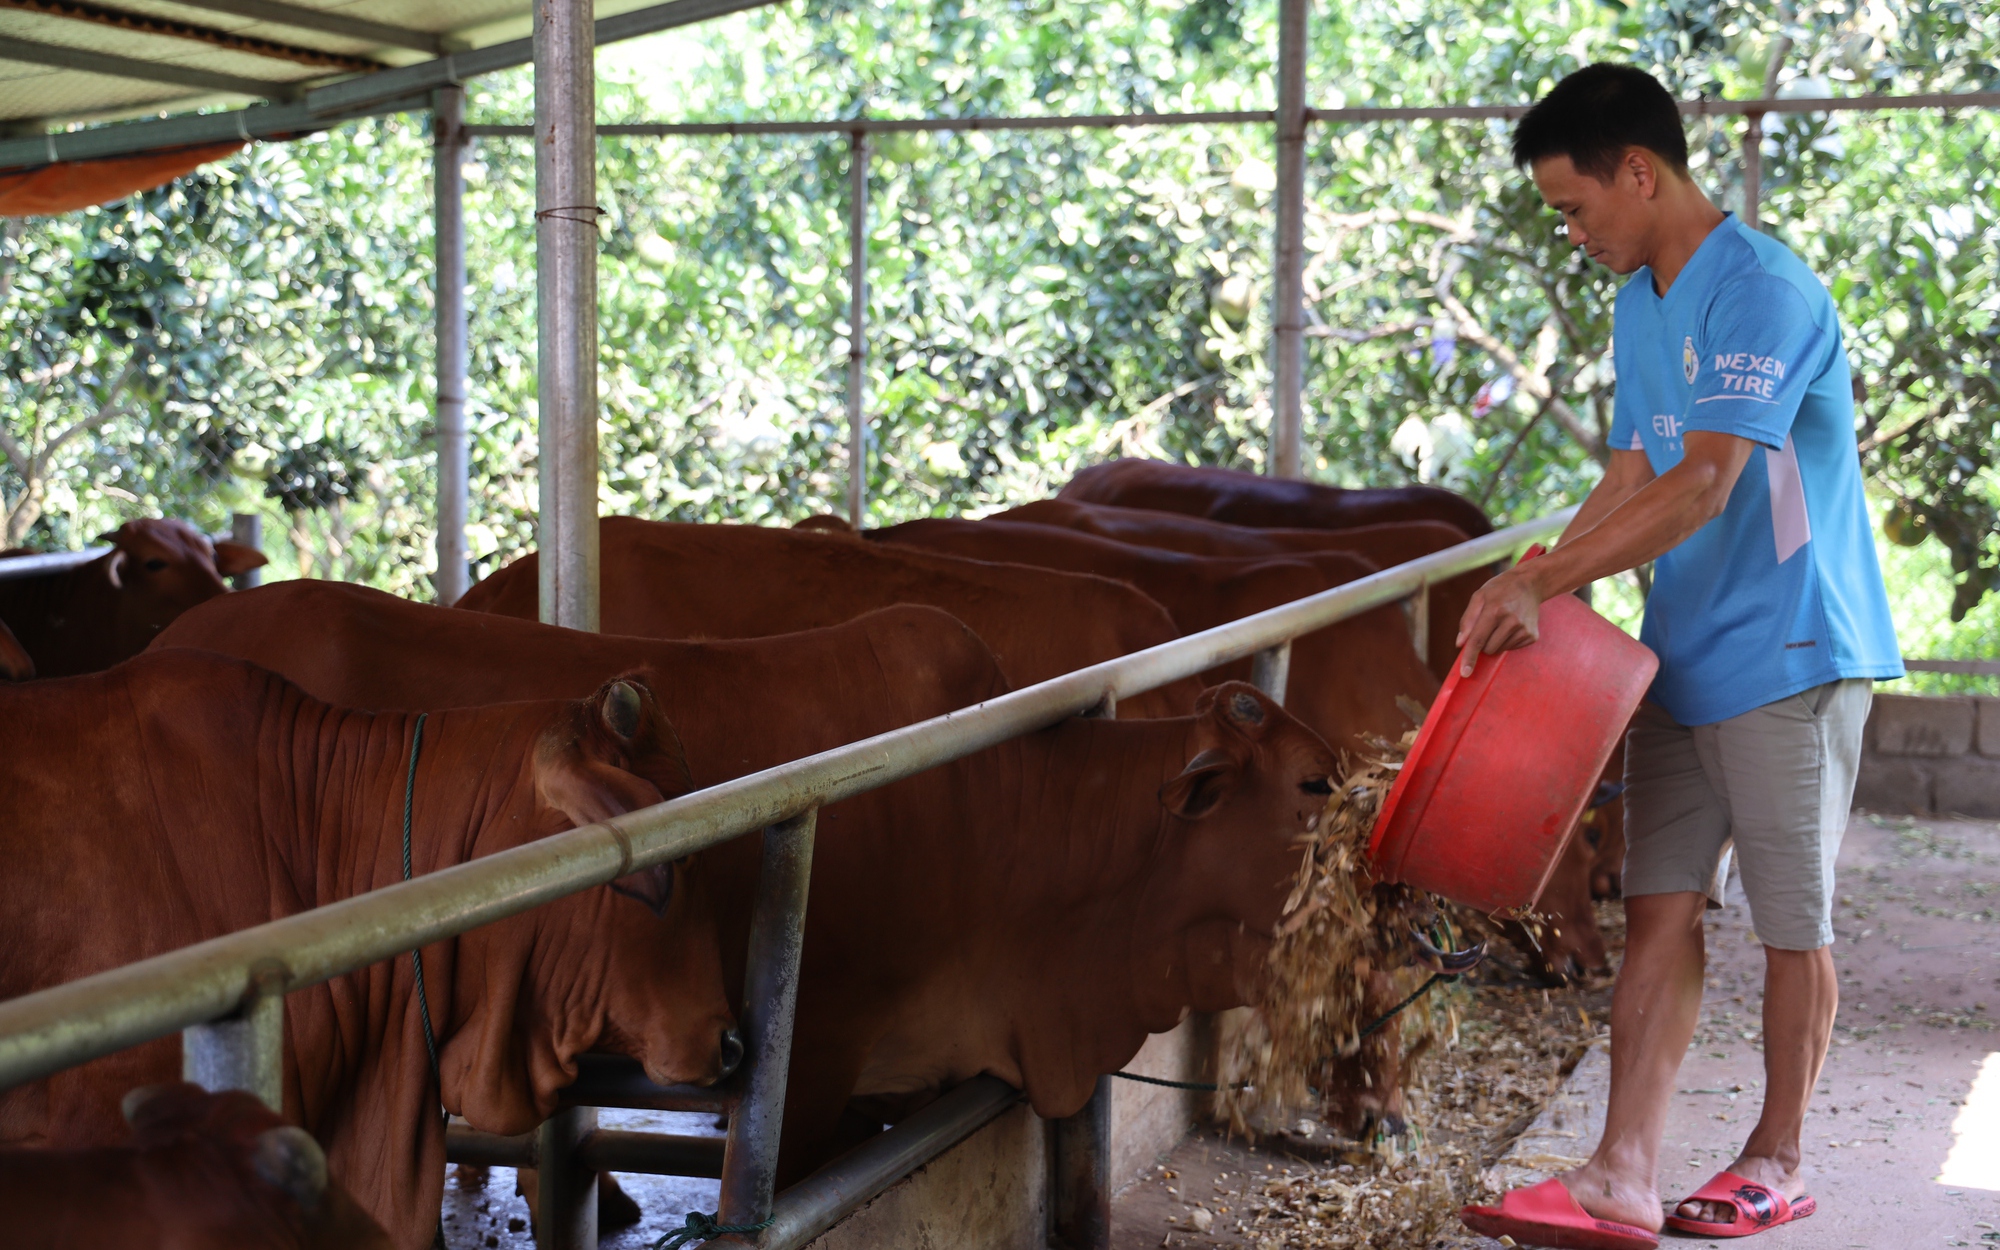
[0,0,1994,655]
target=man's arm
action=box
[1454,431,1755,675]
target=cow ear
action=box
[212,540,269,577]
[537,752,666,830]
[535,678,688,828]
[250,1126,328,1214]
[102,548,126,590]
[1194,682,1274,740]
[1160,747,1241,821]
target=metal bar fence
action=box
[0,510,1571,1249]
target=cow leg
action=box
[771,1044,873,1191]
[516,1168,642,1234]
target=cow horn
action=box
[1409,926,1486,974]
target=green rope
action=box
[400,713,444,1089]
[1356,972,1452,1039]
[400,714,448,1250]
[650,1210,776,1249]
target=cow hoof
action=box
[598,1173,643,1231]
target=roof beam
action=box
[157,0,445,55]
[0,0,380,71]
[0,87,428,169]
[304,0,790,117]
[0,33,301,98]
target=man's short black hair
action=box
[1512,63,1690,181]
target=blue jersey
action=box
[1609,214,1902,726]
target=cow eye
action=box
[1299,777,1333,796]
[143,558,168,572]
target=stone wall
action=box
[1853,694,2000,818]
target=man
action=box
[1455,64,1902,1249]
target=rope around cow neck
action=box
[401,714,449,1250]
[401,713,444,1097]
[1107,970,1460,1094]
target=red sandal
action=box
[1663,1170,1816,1238]
[1460,1178,1661,1249]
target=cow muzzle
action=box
[714,1027,744,1084]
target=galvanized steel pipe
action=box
[717,811,817,1228]
[0,547,108,581]
[535,0,600,634]
[434,84,472,606]
[846,131,869,530]
[1269,0,1309,481]
[758,1075,1024,1249]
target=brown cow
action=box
[0,1082,394,1249]
[454,517,1201,718]
[1058,458,1494,538]
[1586,736,1630,900]
[997,498,1493,681]
[0,616,31,679]
[0,519,267,677]
[0,651,735,1249]
[157,583,1362,1183]
[870,516,1436,751]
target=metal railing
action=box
[0,509,1571,1248]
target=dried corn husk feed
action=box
[1217,731,1460,1134]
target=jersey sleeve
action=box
[1684,272,1827,450]
[1607,306,1645,452]
[1608,379,1645,452]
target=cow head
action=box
[1149,682,1341,1012]
[440,676,736,1135]
[98,519,267,659]
[1498,827,1609,985]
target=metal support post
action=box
[1250,641,1291,705]
[533,6,599,1241]
[535,1105,598,1250]
[227,512,261,589]
[1269,0,1309,480]
[716,809,818,1232]
[1408,580,1429,665]
[535,0,600,633]
[434,84,471,605]
[1051,1075,1113,1250]
[1741,111,1763,231]
[182,985,282,1113]
[846,130,869,530]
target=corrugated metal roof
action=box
[0,0,550,126]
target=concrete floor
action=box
[1478,812,2000,1250]
[441,1108,723,1250]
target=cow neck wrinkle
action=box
[1007,713,1195,900]
[988,714,1203,1089]
[282,699,511,908]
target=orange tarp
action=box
[0,141,246,217]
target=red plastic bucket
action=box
[1367,550,1658,914]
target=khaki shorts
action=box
[1621,679,1872,951]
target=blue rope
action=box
[650,1210,776,1249]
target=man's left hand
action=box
[1455,567,1546,677]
